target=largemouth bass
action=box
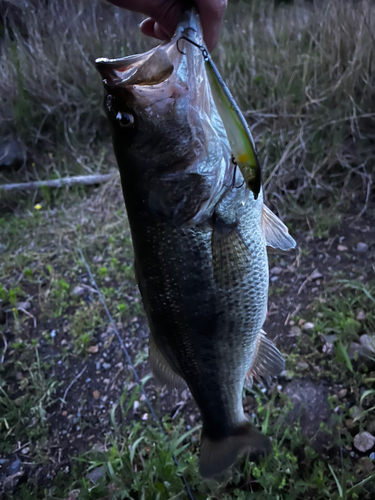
[96,8,295,478]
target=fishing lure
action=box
[178,34,261,199]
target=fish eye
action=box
[116,111,135,128]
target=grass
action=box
[1,0,375,498]
[1,0,374,217]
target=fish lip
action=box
[94,8,202,87]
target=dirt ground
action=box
[1,184,375,498]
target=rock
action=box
[102,362,111,370]
[337,244,348,252]
[349,406,361,419]
[270,267,283,275]
[288,326,301,337]
[281,380,333,454]
[349,341,375,370]
[133,400,140,413]
[0,458,23,492]
[302,322,315,331]
[88,345,99,354]
[354,432,375,452]
[86,465,106,484]
[0,139,25,169]
[321,334,337,344]
[92,390,100,400]
[356,310,367,321]
[360,335,375,354]
[338,388,347,399]
[16,301,31,310]
[356,242,369,253]
[72,285,85,296]
[310,269,323,280]
[296,361,309,370]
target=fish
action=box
[95,8,296,478]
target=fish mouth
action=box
[95,8,203,88]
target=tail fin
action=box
[199,422,272,478]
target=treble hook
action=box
[176,35,209,61]
[224,156,245,189]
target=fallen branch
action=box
[0,174,114,192]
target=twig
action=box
[60,366,87,410]
[18,308,37,328]
[297,268,319,295]
[0,174,114,192]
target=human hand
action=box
[106,1,227,52]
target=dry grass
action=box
[0,0,374,209]
[220,0,375,212]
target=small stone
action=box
[356,310,367,321]
[21,447,30,454]
[345,418,355,429]
[16,301,31,310]
[338,388,347,399]
[298,319,306,326]
[321,334,337,344]
[337,244,348,251]
[50,330,56,338]
[102,362,111,370]
[0,139,25,168]
[288,326,301,337]
[354,432,375,452]
[296,361,309,370]
[88,345,99,354]
[92,390,100,400]
[356,242,369,253]
[302,322,315,331]
[349,406,361,419]
[360,335,375,354]
[86,465,106,484]
[62,411,68,416]
[133,401,140,413]
[310,269,323,280]
[270,267,283,275]
[72,286,85,296]
[141,413,148,421]
[322,342,334,355]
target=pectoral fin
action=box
[262,204,296,251]
[245,330,285,388]
[212,218,251,287]
[148,333,186,389]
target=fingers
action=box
[140,18,169,41]
[106,0,227,51]
[195,0,227,51]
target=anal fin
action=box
[148,333,186,389]
[262,204,296,251]
[245,330,285,388]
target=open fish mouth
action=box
[95,9,203,89]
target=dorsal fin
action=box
[262,204,296,251]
